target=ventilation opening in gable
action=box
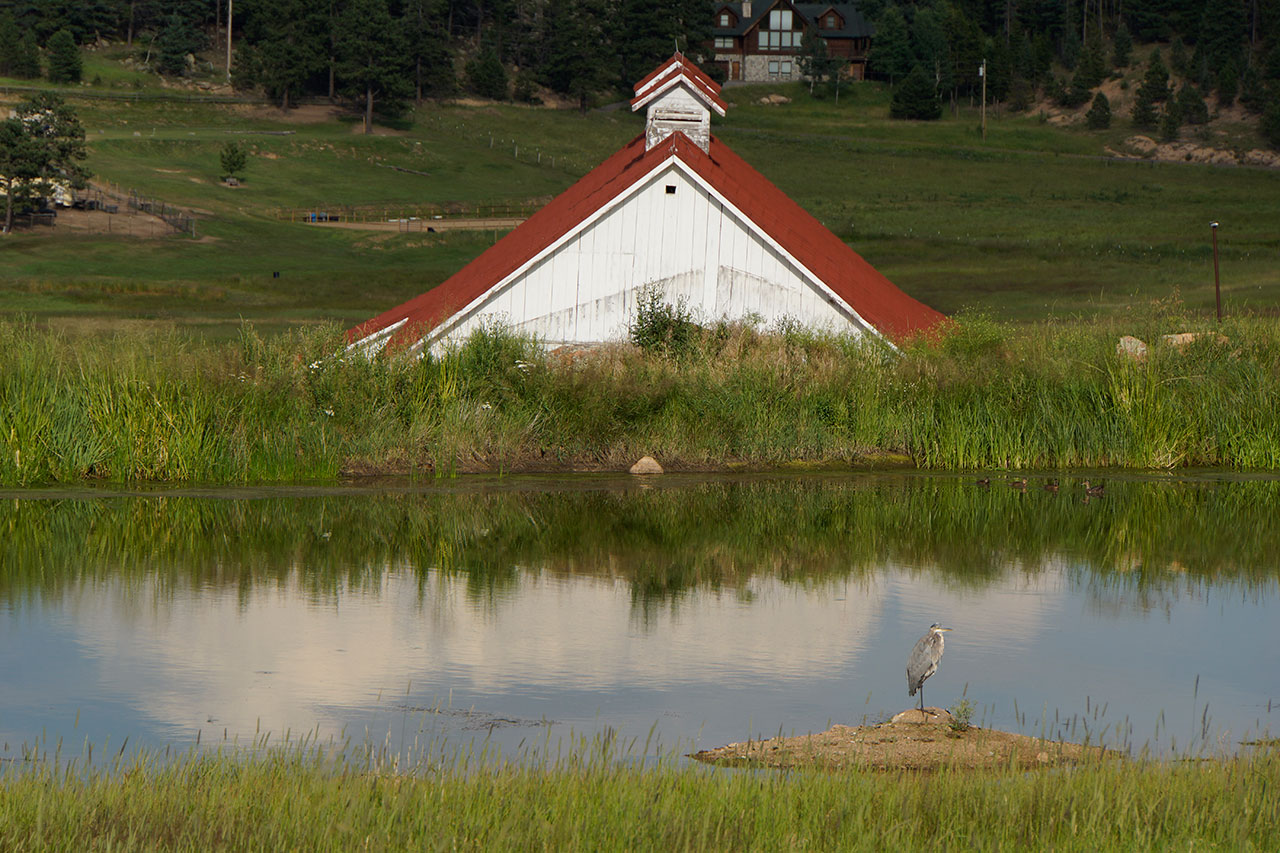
[665,185,677,194]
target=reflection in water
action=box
[0,473,1277,763]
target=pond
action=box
[1,472,1277,768]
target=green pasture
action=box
[2,74,1279,335]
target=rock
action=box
[891,707,955,724]
[1243,149,1280,168]
[629,455,664,475]
[1117,335,1148,361]
[758,94,791,105]
[1125,135,1158,155]
[1161,332,1228,351]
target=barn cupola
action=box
[630,54,728,154]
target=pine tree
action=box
[466,47,507,100]
[1159,101,1182,141]
[1086,91,1112,128]
[334,0,412,133]
[1138,50,1170,105]
[870,5,913,86]
[1240,65,1267,114]
[890,64,941,119]
[1076,35,1106,89]
[1216,63,1238,107]
[1176,84,1209,125]
[402,0,452,102]
[242,0,326,110]
[12,32,41,79]
[46,28,82,84]
[1131,86,1159,129]
[912,5,952,94]
[156,13,201,75]
[1111,21,1132,69]
[1198,0,1246,80]
[1169,39,1188,76]
[541,0,609,115]
[0,93,89,235]
[1262,96,1280,150]
[0,12,18,76]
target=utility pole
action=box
[226,0,233,82]
[980,59,987,140]
[1211,221,1222,322]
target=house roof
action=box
[631,54,727,114]
[713,1,873,40]
[348,127,944,352]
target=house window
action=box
[758,8,799,50]
[826,13,837,28]
[767,60,793,78]
[720,12,730,26]
[714,36,733,49]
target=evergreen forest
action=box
[0,0,1277,142]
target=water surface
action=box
[2,472,1277,766]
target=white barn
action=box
[348,55,944,355]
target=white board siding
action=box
[427,163,862,351]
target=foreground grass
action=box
[2,307,1279,487]
[2,741,1278,850]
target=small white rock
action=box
[629,455,664,475]
[1116,335,1148,361]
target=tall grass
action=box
[2,734,1278,850]
[2,309,1279,487]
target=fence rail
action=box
[274,199,549,224]
[90,180,199,237]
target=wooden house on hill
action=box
[711,1,873,82]
[347,55,943,357]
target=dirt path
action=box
[691,710,1119,771]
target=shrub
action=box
[1086,92,1112,129]
[630,284,697,357]
[890,65,941,120]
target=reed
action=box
[2,309,1279,488]
[2,734,1278,850]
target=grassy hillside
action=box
[2,72,1279,337]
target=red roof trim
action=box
[633,54,722,101]
[629,69,728,115]
[348,128,945,351]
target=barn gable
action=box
[348,56,944,356]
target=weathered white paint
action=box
[420,158,876,353]
[643,84,712,153]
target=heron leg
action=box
[918,685,924,712]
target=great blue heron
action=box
[906,623,953,713]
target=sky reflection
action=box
[1,474,1278,765]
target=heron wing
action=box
[906,634,943,692]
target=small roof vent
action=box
[630,54,727,154]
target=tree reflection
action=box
[1,475,1278,610]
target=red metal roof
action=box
[348,132,945,351]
